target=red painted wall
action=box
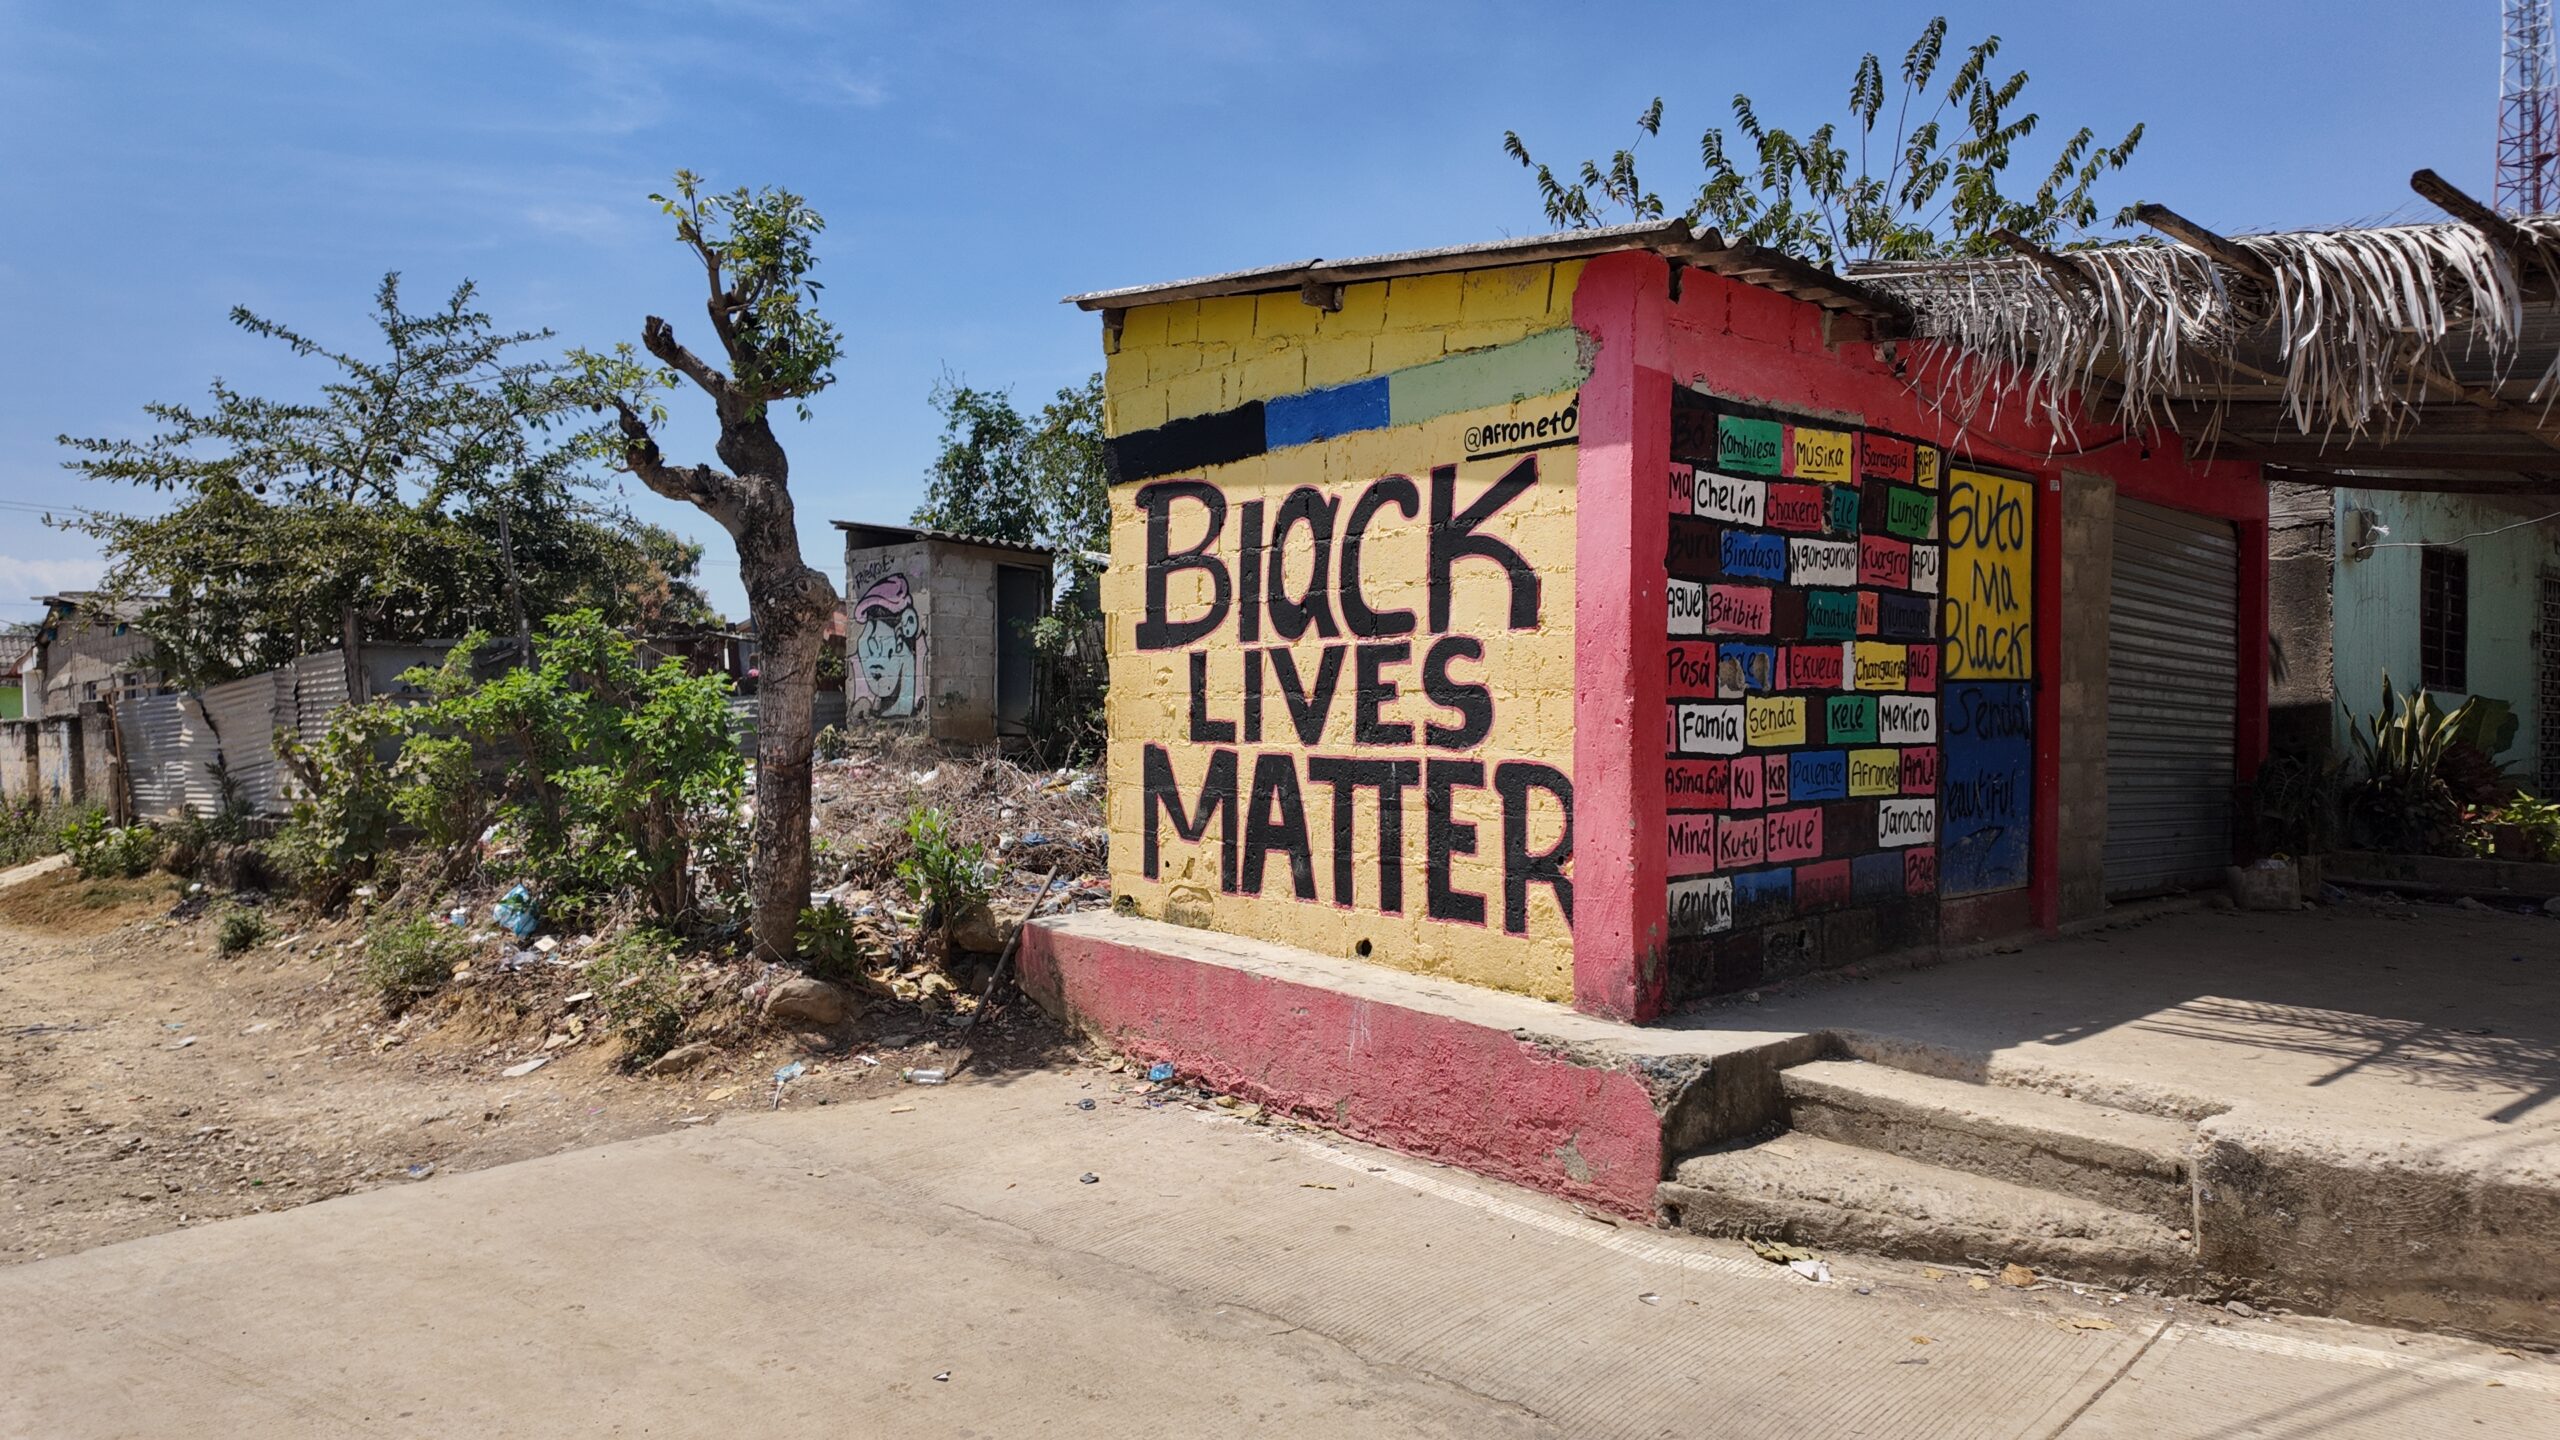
[1571,250,2267,1021]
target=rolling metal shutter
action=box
[2105,500,2238,896]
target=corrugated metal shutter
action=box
[2105,500,2238,896]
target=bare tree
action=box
[577,172,842,962]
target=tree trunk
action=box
[738,532,835,963]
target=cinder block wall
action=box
[1101,263,1587,436]
[927,547,999,744]
[1098,261,1589,1002]
[2057,473,2115,923]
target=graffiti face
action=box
[852,574,922,718]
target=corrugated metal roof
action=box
[1063,220,1908,325]
[829,520,1055,557]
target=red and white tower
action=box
[2500,0,2560,213]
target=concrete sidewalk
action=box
[4,1068,2550,1438]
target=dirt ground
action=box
[0,865,1082,1264]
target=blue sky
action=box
[0,0,2494,623]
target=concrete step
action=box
[1658,1132,2197,1284]
[1781,1060,2197,1225]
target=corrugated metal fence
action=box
[119,653,362,821]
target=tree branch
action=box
[610,400,745,537]
[641,316,733,402]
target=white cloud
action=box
[0,552,106,603]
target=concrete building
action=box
[0,627,29,720]
[2271,482,2560,793]
[23,592,162,720]
[1059,227,2266,1024]
[833,522,1054,745]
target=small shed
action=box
[834,522,1055,744]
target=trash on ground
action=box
[499,1056,550,1078]
[1076,1098,1096,1110]
[903,1067,948,1085]
[1079,1172,1099,1184]
[2000,1263,2038,1288]
[1787,1258,1831,1283]
[1637,1292,1662,1305]
[1748,1239,1817,1265]
[405,1163,434,1180]
[1146,1061,1176,1082]
[492,884,538,939]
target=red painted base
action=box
[1017,917,1673,1219]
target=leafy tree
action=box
[58,276,711,686]
[1502,16,2144,267]
[572,171,843,964]
[911,371,1109,563]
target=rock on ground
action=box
[764,977,854,1027]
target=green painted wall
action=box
[0,683,18,720]
[2329,489,2556,774]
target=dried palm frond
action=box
[1851,218,2560,447]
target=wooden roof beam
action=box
[2131,203,2277,284]
[2410,169,2535,256]
[1991,228,2095,295]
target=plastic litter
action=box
[492,885,538,939]
[500,1056,550,1078]
[1787,1258,1832,1283]
[1146,1061,1176,1083]
[1075,1098,1096,1111]
[1078,1172,1099,1184]
[1019,831,1048,847]
[447,907,469,927]
[903,1067,948,1085]
[774,1061,807,1083]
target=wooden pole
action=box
[2131,203,2278,283]
[1992,228,2096,295]
[2410,169,2535,255]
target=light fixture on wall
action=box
[2343,508,2384,562]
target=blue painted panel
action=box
[1940,680,2032,895]
[1264,377,1391,448]
[1787,749,1848,800]
[1734,867,1795,925]
[1851,850,1903,901]
[1720,530,1787,581]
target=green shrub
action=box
[2344,678,2515,854]
[0,802,83,868]
[814,723,850,761]
[215,906,270,956]
[362,913,466,1011]
[896,805,990,922]
[60,812,164,880]
[796,903,867,982]
[589,928,686,1063]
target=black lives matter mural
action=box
[1130,457,1575,939]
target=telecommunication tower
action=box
[2500,0,2560,213]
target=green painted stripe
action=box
[1386,326,1591,428]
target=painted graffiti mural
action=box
[1937,465,2035,895]
[1661,391,2030,997]
[850,570,924,718]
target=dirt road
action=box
[0,866,1065,1264]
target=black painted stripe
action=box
[1105,400,1267,484]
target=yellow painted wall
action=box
[1101,261,1585,435]
[1097,261,1586,1000]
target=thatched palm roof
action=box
[1849,190,2560,497]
